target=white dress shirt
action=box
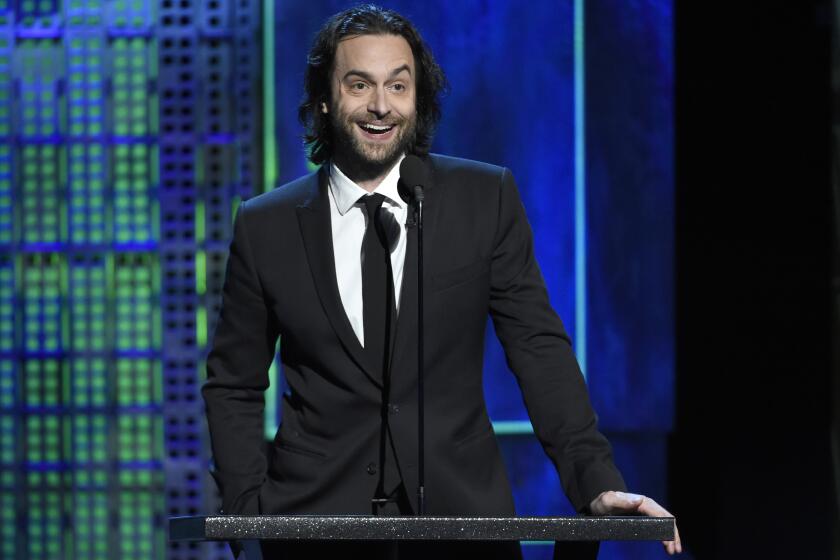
[328,156,408,348]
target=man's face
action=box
[327,33,417,170]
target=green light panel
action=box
[116,414,162,462]
[111,37,155,137]
[68,358,107,409]
[2,2,262,557]
[69,467,109,560]
[23,359,61,409]
[68,413,107,465]
[0,23,10,241]
[0,144,10,245]
[116,358,161,407]
[113,144,157,244]
[66,33,104,137]
[117,469,164,560]
[0,255,12,352]
[26,470,63,560]
[20,144,63,244]
[66,0,103,27]
[68,143,106,245]
[16,39,60,138]
[114,253,158,352]
[105,0,153,30]
[68,254,107,352]
[22,253,63,353]
[0,411,14,465]
[0,470,15,560]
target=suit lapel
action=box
[297,167,382,388]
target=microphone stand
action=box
[414,185,426,516]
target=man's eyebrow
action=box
[388,64,412,78]
[341,64,412,82]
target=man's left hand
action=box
[589,490,682,555]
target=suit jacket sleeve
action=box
[487,168,627,513]
[201,200,278,518]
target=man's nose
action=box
[367,87,390,119]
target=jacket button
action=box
[366,462,377,475]
[388,404,400,414]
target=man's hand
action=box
[589,490,682,555]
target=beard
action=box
[329,108,418,183]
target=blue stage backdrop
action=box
[0,1,671,559]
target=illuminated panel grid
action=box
[0,145,10,246]
[16,0,61,36]
[65,33,104,137]
[21,253,63,354]
[68,357,108,411]
[115,358,161,408]
[66,31,107,246]
[15,39,61,137]
[19,145,63,245]
[64,0,103,26]
[68,254,107,352]
[116,413,162,462]
[111,37,156,138]
[68,413,108,464]
[69,467,109,560]
[103,0,154,31]
[113,143,157,245]
[0,358,13,410]
[0,469,16,560]
[114,252,158,352]
[68,144,107,245]
[0,18,11,246]
[25,470,63,560]
[24,413,61,468]
[0,254,13,352]
[117,469,165,560]
[23,359,61,411]
[0,406,14,463]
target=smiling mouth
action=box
[357,122,396,135]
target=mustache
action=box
[346,114,404,127]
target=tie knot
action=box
[360,193,400,253]
[361,193,387,218]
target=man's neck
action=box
[332,153,402,192]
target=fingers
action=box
[590,491,683,554]
[594,491,644,514]
[663,524,682,555]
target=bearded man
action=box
[202,5,681,559]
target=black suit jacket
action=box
[202,153,626,522]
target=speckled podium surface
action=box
[169,515,674,542]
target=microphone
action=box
[398,154,430,515]
[398,155,431,204]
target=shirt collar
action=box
[329,154,406,216]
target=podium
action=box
[169,514,674,559]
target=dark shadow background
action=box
[671,1,837,558]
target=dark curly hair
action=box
[298,4,449,165]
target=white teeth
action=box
[360,123,393,132]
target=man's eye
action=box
[391,83,405,92]
[351,82,367,90]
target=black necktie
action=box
[361,194,399,377]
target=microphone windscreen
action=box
[398,155,432,203]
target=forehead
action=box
[333,33,414,77]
